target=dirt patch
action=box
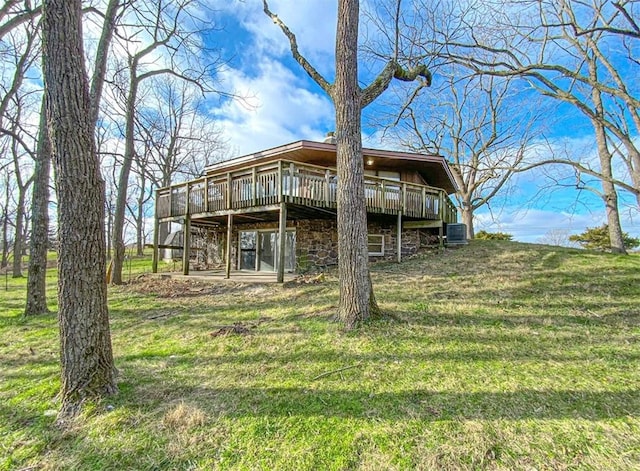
[125,276,270,298]
[209,317,272,337]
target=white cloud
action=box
[209,57,334,155]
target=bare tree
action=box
[388,73,540,239]
[108,0,225,284]
[434,0,639,253]
[42,0,117,418]
[24,97,51,314]
[0,20,39,278]
[24,0,122,315]
[264,0,431,327]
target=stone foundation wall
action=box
[190,218,428,272]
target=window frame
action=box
[367,234,385,256]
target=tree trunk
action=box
[136,174,146,256]
[333,0,374,328]
[111,74,139,284]
[1,181,8,268]
[25,98,52,315]
[42,0,117,419]
[461,204,474,239]
[591,83,626,254]
[11,190,25,278]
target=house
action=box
[152,139,459,281]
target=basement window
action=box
[368,234,384,256]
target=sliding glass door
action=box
[239,230,295,272]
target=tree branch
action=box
[262,0,332,96]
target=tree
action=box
[108,0,224,284]
[388,72,539,239]
[434,0,639,253]
[25,0,122,316]
[42,0,117,418]
[128,76,226,255]
[569,224,640,252]
[0,13,39,279]
[264,0,431,327]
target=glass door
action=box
[259,232,277,272]
[257,230,296,273]
[239,231,257,270]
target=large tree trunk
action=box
[25,98,52,315]
[334,0,374,328]
[42,0,117,419]
[461,203,474,239]
[591,83,626,254]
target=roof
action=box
[204,140,458,194]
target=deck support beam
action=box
[182,215,191,275]
[152,191,159,273]
[277,202,287,283]
[225,213,233,279]
[397,211,402,263]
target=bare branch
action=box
[262,0,332,96]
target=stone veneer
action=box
[191,218,432,272]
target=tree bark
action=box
[111,75,139,284]
[333,0,373,328]
[594,121,626,254]
[25,98,52,315]
[461,204,474,239]
[11,186,25,278]
[42,0,117,419]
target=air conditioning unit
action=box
[445,223,468,245]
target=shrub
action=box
[569,224,640,252]
[474,230,513,241]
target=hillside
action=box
[1,241,639,470]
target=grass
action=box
[1,240,639,470]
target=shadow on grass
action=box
[118,378,639,421]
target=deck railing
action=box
[157,160,458,223]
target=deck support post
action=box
[439,222,445,249]
[277,202,287,283]
[182,215,191,275]
[225,213,233,279]
[152,190,160,273]
[397,211,402,263]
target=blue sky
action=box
[199,0,639,244]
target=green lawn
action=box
[1,241,639,470]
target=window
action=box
[368,234,384,256]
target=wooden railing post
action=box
[204,177,209,213]
[277,161,283,203]
[252,167,257,206]
[226,172,232,209]
[381,180,386,211]
[168,186,173,217]
[402,183,407,213]
[185,183,190,216]
[324,169,331,206]
[438,192,444,221]
[289,162,295,198]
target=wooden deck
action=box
[156,160,458,223]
